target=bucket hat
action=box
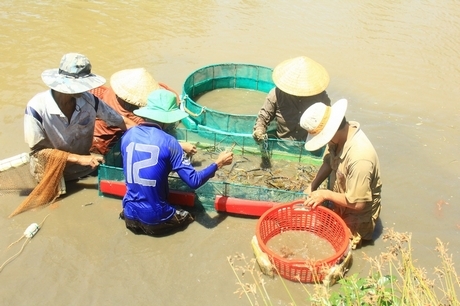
[272,56,329,97]
[134,89,188,124]
[110,68,160,107]
[300,99,348,151]
[41,53,106,94]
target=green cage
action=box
[181,63,276,135]
[98,128,323,212]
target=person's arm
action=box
[175,150,233,189]
[305,189,366,211]
[305,159,372,211]
[179,142,197,155]
[67,153,105,169]
[95,96,136,131]
[253,89,277,141]
[31,149,104,172]
[309,162,332,192]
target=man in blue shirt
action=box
[120,89,233,236]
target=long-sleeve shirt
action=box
[253,87,331,141]
[121,123,218,225]
[90,86,145,155]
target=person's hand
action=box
[303,184,312,195]
[79,155,104,169]
[304,190,327,209]
[180,142,197,155]
[252,128,267,142]
[215,151,233,169]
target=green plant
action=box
[229,228,460,306]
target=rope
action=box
[0,238,30,273]
[0,213,51,273]
[180,94,205,117]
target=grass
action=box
[228,228,460,306]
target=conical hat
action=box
[110,68,160,107]
[272,56,329,97]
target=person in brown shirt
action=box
[253,56,331,142]
[90,68,195,155]
[300,99,382,249]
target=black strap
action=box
[93,94,99,112]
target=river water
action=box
[1,1,460,305]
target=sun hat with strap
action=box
[300,98,348,151]
[41,53,106,94]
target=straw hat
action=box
[134,89,189,124]
[41,53,106,94]
[272,56,329,97]
[110,68,160,107]
[300,99,348,151]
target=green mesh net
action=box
[99,128,324,211]
[181,63,276,134]
[99,63,326,211]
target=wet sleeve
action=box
[254,88,277,132]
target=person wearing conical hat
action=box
[253,56,331,142]
[24,53,137,192]
[90,68,195,155]
[119,89,233,236]
[300,99,382,249]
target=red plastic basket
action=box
[256,200,350,283]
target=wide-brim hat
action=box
[272,56,329,97]
[110,68,160,107]
[41,53,106,94]
[134,89,189,124]
[300,99,348,151]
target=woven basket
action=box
[256,200,349,283]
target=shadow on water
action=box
[358,218,384,249]
[372,217,384,241]
[191,206,228,229]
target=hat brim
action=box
[110,68,160,107]
[272,56,330,97]
[41,68,106,94]
[134,108,188,124]
[304,99,348,151]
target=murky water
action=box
[1,1,460,305]
[195,88,267,114]
[267,230,336,261]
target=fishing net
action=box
[8,149,69,218]
[99,128,325,211]
[0,153,36,195]
[181,63,276,134]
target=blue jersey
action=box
[121,123,218,225]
